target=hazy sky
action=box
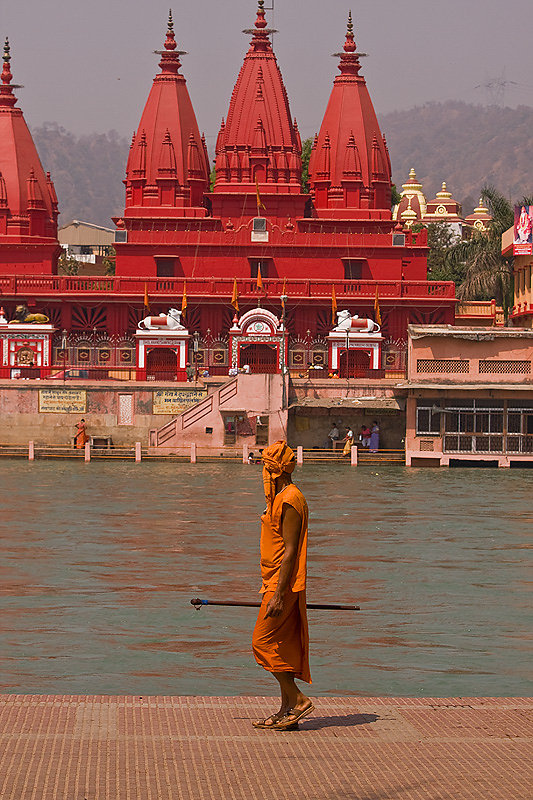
[2,0,532,149]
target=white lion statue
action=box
[138,308,185,331]
[334,310,380,333]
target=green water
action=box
[0,461,531,696]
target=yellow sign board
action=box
[153,388,207,415]
[39,388,87,414]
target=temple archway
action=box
[239,342,277,373]
[339,349,371,378]
[146,347,177,381]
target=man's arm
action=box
[265,503,301,618]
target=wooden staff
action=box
[190,598,360,611]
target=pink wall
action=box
[150,373,288,451]
[408,328,533,384]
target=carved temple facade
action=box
[0,5,456,380]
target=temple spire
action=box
[243,0,277,52]
[333,10,363,77]
[0,37,19,108]
[156,9,186,75]
[309,13,391,215]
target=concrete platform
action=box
[0,696,531,799]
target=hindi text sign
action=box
[153,388,207,415]
[39,388,87,414]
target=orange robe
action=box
[252,483,311,683]
[75,423,88,449]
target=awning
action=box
[290,397,404,411]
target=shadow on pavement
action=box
[302,712,380,730]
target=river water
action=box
[0,461,531,697]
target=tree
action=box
[391,183,401,208]
[424,222,466,286]
[300,137,313,193]
[57,251,80,276]
[103,247,116,276]
[447,186,515,317]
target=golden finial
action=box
[3,37,10,63]
[258,0,265,10]
[168,9,174,33]
[347,10,353,35]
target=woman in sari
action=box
[342,427,354,456]
[74,418,88,449]
[369,421,380,453]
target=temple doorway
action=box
[339,349,371,378]
[146,348,176,381]
[239,343,277,373]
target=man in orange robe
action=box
[252,441,314,731]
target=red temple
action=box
[0,5,455,379]
[0,38,60,276]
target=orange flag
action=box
[255,175,266,214]
[256,263,265,293]
[143,282,150,312]
[231,278,239,313]
[181,281,188,318]
[281,277,287,308]
[373,285,381,326]
[331,285,337,326]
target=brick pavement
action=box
[0,696,531,799]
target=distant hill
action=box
[31,102,533,226]
[32,123,129,228]
[380,101,533,212]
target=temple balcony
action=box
[0,275,456,302]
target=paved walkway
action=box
[0,696,531,799]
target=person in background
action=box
[359,424,371,448]
[185,362,195,382]
[342,426,354,457]
[74,418,88,449]
[328,423,340,450]
[369,421,380,453]
[248,451,255,464]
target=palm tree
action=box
[448,186,516,318]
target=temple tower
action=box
[211,0,306,222]
[121,12,209,220]
[115,12,211,277]
[0,38,60,275]
[308,13,392,219]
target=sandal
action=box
[271,703,315,731]
[252,712,285,729]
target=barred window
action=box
[479,360,531,374]
[417,359,469,374]
[416,402,441,435]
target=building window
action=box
[342,259,365,280]
[249,259,270,279]
[416,402,441,435]
[441,400,509,453]
[479,360,531,374]
[156,258,176,277]
[417,359,469,374]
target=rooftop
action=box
[408,324,533,339]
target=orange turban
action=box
[261,440,296,512]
